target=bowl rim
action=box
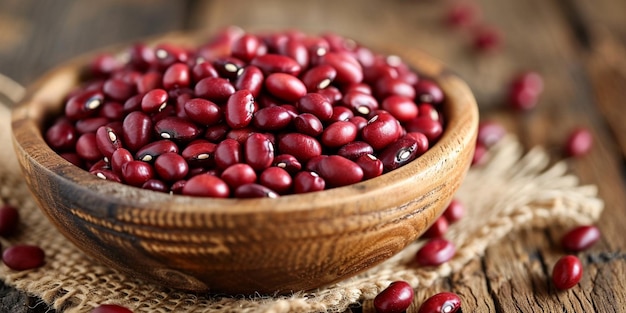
[11,31,479,216]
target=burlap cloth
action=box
[0,81,604,312]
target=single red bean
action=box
[561,225,600,252]
[319,52,363,85]
[321,121,358,148]
[317,86,342,104]
[415,238,456,266]
[183,98,222,126]
[182,174,230,198]
[103,78,135,102]
[301,65,337,91]
[214,139,242,169]
[343,83,372,95]
[304,155,327,173]
[90,54,121,77]
[250,54,301,76]
[245,133,275,171]
[417,103,440,121]
[259,167,292,194]
[253,106,293,131]
[121,160,155,187]
[471,142,488,166]
[235,65,264,98]
[191,61,219,81]
[278,133,322,162]
[154,152,189,182]
[141,179,169,193]
[231,34,264,62]
[221,163,257,189]
[362,112,403,150]
[415,79,444,105]
[473,26,503,53]
[91,304,133,313]
[141,89,169,113]
[378,138,419,172]
[273,154,302,174]
[342,91,379,116]
[278,38,309,69]
[225,90,256,129]
[170,180,186,194]
[355,154,383,179]
[293,171,326,193]
[89,159,110,172]
[404,132,430,155]
[213,56,246,80]
[265,73,307,102]
[293,113,324,137]
[162,63,190,90]
[136,71,163,94]
[76,133,103,162]
[373,281,414,313]
[443,199,465,224]
[181,141,216,167]
[45,119,77,151]
[204,124,229,143]
[2,245,45,271]
[422,216,449,239]
[122,94,143,114]
[338,141,374,160]
[99,101,124,120]
[564,127,593,157]
[417,292,462,313]
[330,106,354,122]
[477,121,506,147]
[226,127,256,144]
[195,77,236,103]
[0,205,19,237]
[382,95,419,122]
[508,71,543,111]
[129,43,155,69]
[375,76,416,100]
[316,155,363,187]
[405,117,443,142]
[552,255,583,290]
[95,126,122,160]
[135,140,178,162]
[154,117,201,142]
[65,90,104,120]
[110,148,133,177]
[297,93,334,121]
[235,183,279,198]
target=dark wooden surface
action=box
[0,0,625,312]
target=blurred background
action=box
[0,0,625,312]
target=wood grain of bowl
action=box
[11,32,478,295]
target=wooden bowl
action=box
[11,33,478,294]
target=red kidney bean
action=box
[321,121,358,148]
[404,132,429,155]
[141,89,169,113]
[417,103,440,121]
[99,101,124,120]
[564,127,593,157]
[319,52,363,85]
[204,124,229,143]
[297,93,334,121]
[220,163,257,189]
[141,179,169,193]
[508,71,543,111]
[129,43,155,70]
[278,38,309,69]
[225,90,256,128]
[2,245,45,271]
[293,113,324,137]
[46,119,77,151]
[235,183,279,198]
[355,154,383,179]
[341,91,379,116]
[245,133,274,171]
[373,281,414,313]
[195,77,236,103]
[136,71,163,94]
[405,117,443,142]
[183,98,222,126]
[65,90,104,120]
[154,117,201,142]
[182,174,230,198]
[375,77,416,100]
[446,2,478,28]
[154,43,188,69]
[265,73,307,102]
[76,133,103,162]
[477,121,506,147]
[121,160,155,187]
[343,83,372,95]
[561,225,600,252]
[95,126,122,159]
[253,106,293,131]
[473,26,503,53]
[278,133,322,162]
[301,65,337,91]
[110,148,133,177]
[273,154,302,174]
[191,61,219,81]
[213,56,246,80]
[250,54,301,76]
[317,86,342,104]
[162,63,190,90]
[330,106,354,122]
[181,141,216,167]
[170,180,186,194]
[154,152,189,182]
[122,111,153,152]
[89,159,110,172]
[135,140,178,162]
[443,199,465,224]
[235,65,264,98]
[552,255,583,290]
[60,152,83,168]
[90,53,121,77]
[225,127,256,144]
[338,141,374,160]
[382,95,419,122]
[415,238,456,266]
[316,155,363,187]
[122,94,143,114]
[214,139,241,169]
[378,138,419,171]
[415,79,444,104]
[231,34,264,62]
[293,171,326,193]
[345,117,366,133]
[91,304,133,313]
[260,167,292,194]
[362,112,402,150]
[103,77,135,102]
[304,155,327,173]
[417,292,462,313]
[422,216,449,239]
[0,205,19,237]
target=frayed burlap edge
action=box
[0,100,603,312]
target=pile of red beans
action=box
[45,27,445,198]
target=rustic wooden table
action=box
[0,0,624,312]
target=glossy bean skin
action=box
[2,245,45,271]
[337,141,374,160]
[225,90,256,129]
[181,141,216,167]
[561,225,600,252]
[45,119,77,151]
[75,117,110,134]
[361,112,402,150]
[191,61,219,81]
[265,73,307,102]
[141,88,169,113]
[278,133,322,162]
[65,90,104,120]
[355,154,383,179]
[405,117,443,142]
[235,183,279,198]
[321,121,358,148]
[443,199,465,224]
[293,113,324,137]
[214,139,242,169]
[415,238,456,266]
[316,155,363,187]
[552,255,583,290]
[253,106,293,131]
[235,65,264,98]
[184,98,222,126]
[231,34,264,62]
[373,281,415,313]
[154,152,189,182]
[135,140,178,162]
[378,138,419,172]
[417,292,462,313]
[415,79,444,104]
[220,163,257,189]
[273,154,302,174]
[95,126,122,159]
[110,148,134,177]
[244,133,275,171]
[293,171,325,193]
[319,52,363,85]
[421,216,449,239]
[75,133,103,162]
[297,93,333,121]
[141,179,169,193]
[382,95,418,122]
[301,64,336,91]
[194,77,235,103]
[122,111,153,152]
[375,76,416,100]
[163,63,191,90]
[0,205,19,237]
[259,167,292,194]
[155,117,201,142]
[182,174,230,198]
[121,160,155,187]
[250,54,301,76]
[341,91,379,116]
